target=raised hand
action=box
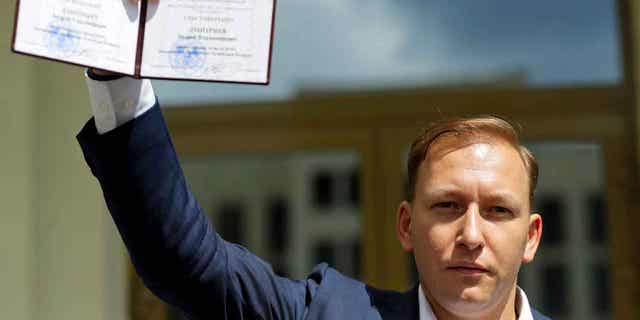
[90,0,159,76]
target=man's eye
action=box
[434,202,458,209]
[489,206,512,214]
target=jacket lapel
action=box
[366,285,420,320]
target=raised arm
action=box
[77,71,308,319]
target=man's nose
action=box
[457,204,484,250]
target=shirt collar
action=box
[418,285,534,320]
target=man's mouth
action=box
[447,262,489,275]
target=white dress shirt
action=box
[85,72,537,320]
[85,73,156,134]
[419,285,534,320]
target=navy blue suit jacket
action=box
[77,104,551,320]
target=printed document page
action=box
[140,0,274,83]
[14,0,140,75]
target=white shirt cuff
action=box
[84,72,156,134]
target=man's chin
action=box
[442,287,494,315]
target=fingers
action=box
[129,0,159,4]
[88,68,123,77]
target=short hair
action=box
[406,116,538,202]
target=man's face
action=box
[397,140,542,318]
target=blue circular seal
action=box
[169,39,207,73]
[43,22,80,56]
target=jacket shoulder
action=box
[531,308,552,320]
[304,263,382,319]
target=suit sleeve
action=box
[77,104,308,320]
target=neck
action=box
[423,285,518,320]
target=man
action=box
[78,67,548,319]
[79,7,547,316]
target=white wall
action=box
[1,2,127,319]
[0,2,36,318]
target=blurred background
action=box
[2,1,639,320]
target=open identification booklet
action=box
[12,0,276,84]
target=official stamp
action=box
[169,39,207,74]
[43,22,80,57]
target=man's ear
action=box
[522,213,542,263]
[396,200,414,252]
